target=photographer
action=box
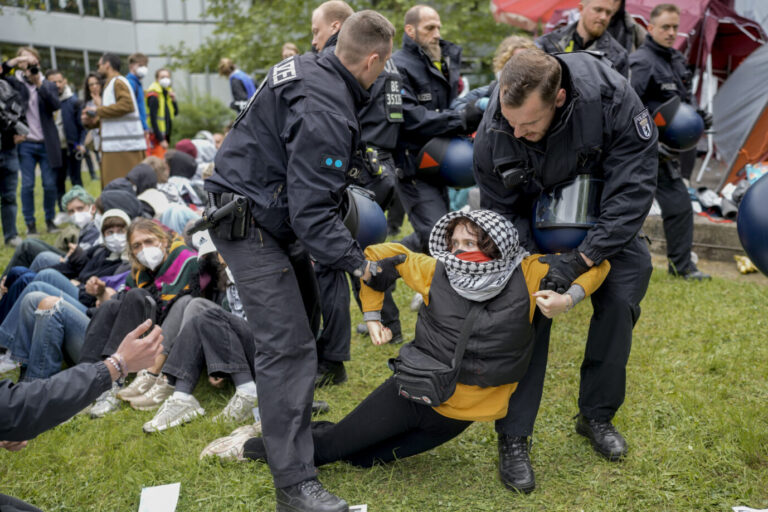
[0,61,26,248]
[1,47,62,236]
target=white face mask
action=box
[137,245,165,271]
[104,233,127,254]
[158,77,172,88]
[72,210,93,229]
[136,66,148,78]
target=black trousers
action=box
[211,225,318,488]
[314,262,351,362]
[656,162,696,275]
[386,188,405,234]
[312,377,472,467]
[496,236,653,436]
[1,239,63,278]
[396,177,449,254]
[163,307,255,393]
[0,494,43,512]
[79,288,155,364]
[56,147,83,211]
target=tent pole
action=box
[697,53,715,184]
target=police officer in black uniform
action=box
[204,12,395,512]
[391,4,484,254]
[630,3,711,280]
[537,0,629,78]
[474,50,657,493]
[309,1,404,387]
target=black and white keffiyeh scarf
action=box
[428,209,528,302]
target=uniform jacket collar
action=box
[322,52,370,110]
[401,34,461,80]
[643,34,677,61]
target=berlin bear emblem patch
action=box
[634,109,652,141]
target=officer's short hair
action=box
[101,53,121,73]
[336,10,395,63]
[128,53,148,66]
[316,0,354,24]
[650,3,680,21]
[499,50,562,108]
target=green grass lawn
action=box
[0,174,767,511]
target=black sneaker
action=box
[26,223,37,236]
[276,479,348,512]
[243,436,267,461]
[575,414,628,461]
[314,360,347,388]
[497,434,535,493]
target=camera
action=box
[495,160,534,189]
[0,80,29,137]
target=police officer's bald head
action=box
[312,1,354,51]
[336,10,395,89]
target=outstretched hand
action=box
[115,320,163,374]
[364,254,406,292]
[367,321,392,346]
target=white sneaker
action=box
[0,352,17,374]
[117,369,158,401]
[214,390,258,423]
[143,395,205,433]
[90,382,121,418]
[129,375,174,411]
[410,292,424,311]
[199,422,262,461]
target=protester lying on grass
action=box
[0,319,163,512]
[204,210,609,469]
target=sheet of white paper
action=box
[350,506,368,512]
[138,482,181,512]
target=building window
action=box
[104,0,131,20]
[0,0,45,9]
[82,0,99,16]
[54,48,87,96]
[50,0,79,14]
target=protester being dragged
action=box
[2,47,62,236]
[0,319,162,512]
[46,69,86,211]
[0,209,131,381]
[82,53,147,187]
[212,210,608,471]
[1,186,100,278]
[78,218,199,417]
[146,68,178,158]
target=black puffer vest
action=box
[410,261,534,387]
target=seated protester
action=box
[78,217,199,418]
[0,210,132,366]
[138,188,173,219]
[160,204,200,235]
[0,320,162,512]
[165,149,204,206]
[451,36,537,111]
[212,210,609,467]
[96,189,145,220]
[0,268,36,324]
[141,251,259,433]
[1,187,100,278]
[102,162,158,197]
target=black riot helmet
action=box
[532,175,603,253]
[342,185,388,249]
[652,96,705,152]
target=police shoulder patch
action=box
[269,56,301,88]
[634,109,652,141]
[321,154,348,172]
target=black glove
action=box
[364,254,407,291]
[538,252,591,294]
[697,108,713,130]
[460,100,484,133]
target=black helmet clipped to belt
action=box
[342,185,388,249]
[416,136,476,188]
[532,175,603,253]
[651,96,705,152]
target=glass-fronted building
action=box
[0,0,230,103]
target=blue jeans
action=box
[29,251,64,273]
[0,147,19,241]
[20,292,89,380]
[0,281,85,353]
[18,141,57,225]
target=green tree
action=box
[170,94,234,145]
[168,1,517,84]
